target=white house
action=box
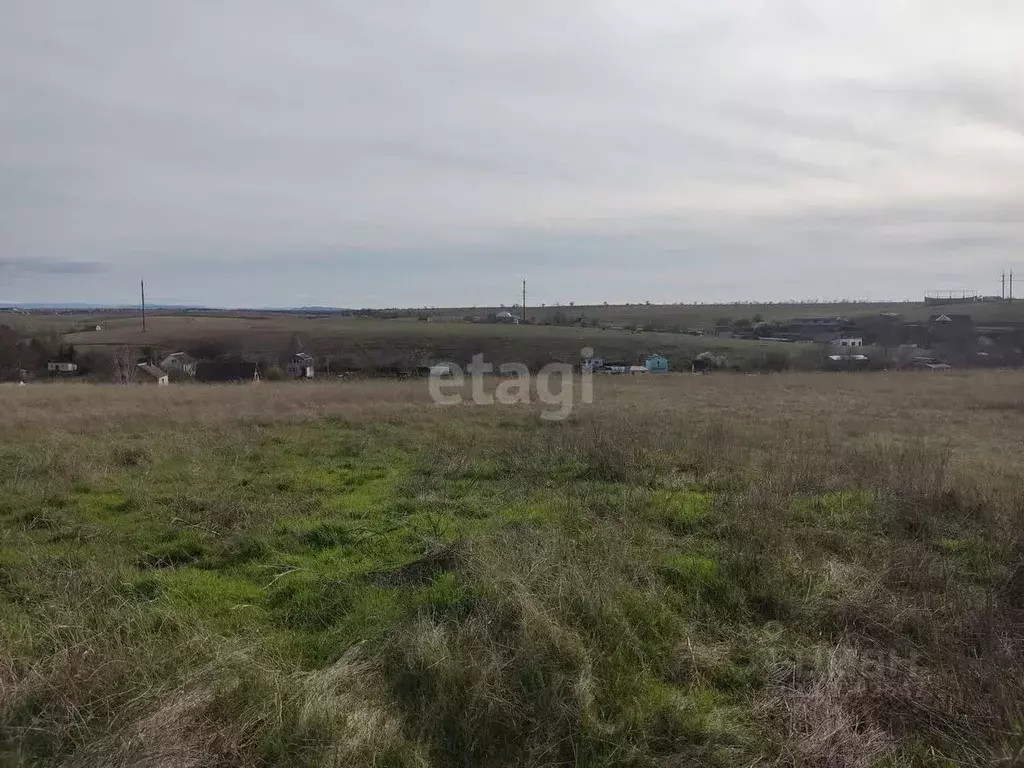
[47,361,78,374]
[831,337,864,348]
[581,356,604,372]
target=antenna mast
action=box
[141,279,147,332]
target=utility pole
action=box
[141,279,147,332]
[1002,270,1007,300]
[522,279,527,323]
[1011,270,1015,302]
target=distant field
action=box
[61,314,800,370]
[7,299,1024,341]
[1,373,1022,765]
[447,299,1024,327]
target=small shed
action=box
[287,352,315,379]
[827,354,870,370]
[644,354,669,373]
[912,360,952,371]
[137,363,169,385]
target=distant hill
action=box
[0,303,355,312]
[0,303,211,310]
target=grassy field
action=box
[500,300,1024,327]
[11,299,1024,337]
[2,374,1023,766]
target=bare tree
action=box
[112,346,138,384]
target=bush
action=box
[263,365,287,381]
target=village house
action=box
[47,361,77,374]
[830,337,864,348]
[644,354,669,372]
[287,352,315,379]
[159,351,197,380]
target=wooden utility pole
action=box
[522,279,527,323]
[141,279,147,332]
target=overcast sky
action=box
[2,2,1023,307]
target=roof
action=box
[645,354,667,361]
[137,363,167,380]
[291,352,314,363]
[828,354,869,362]
[930,313,973,323]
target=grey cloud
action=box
[0,258,107,275]
[1,1,1023,306]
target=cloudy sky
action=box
[2,2,1023,307]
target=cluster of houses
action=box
[31,308,1023,384]
[582,353,670,374]
[714,311,1024,370]
[45,351,317,384]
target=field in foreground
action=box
[1,374,1023,766]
